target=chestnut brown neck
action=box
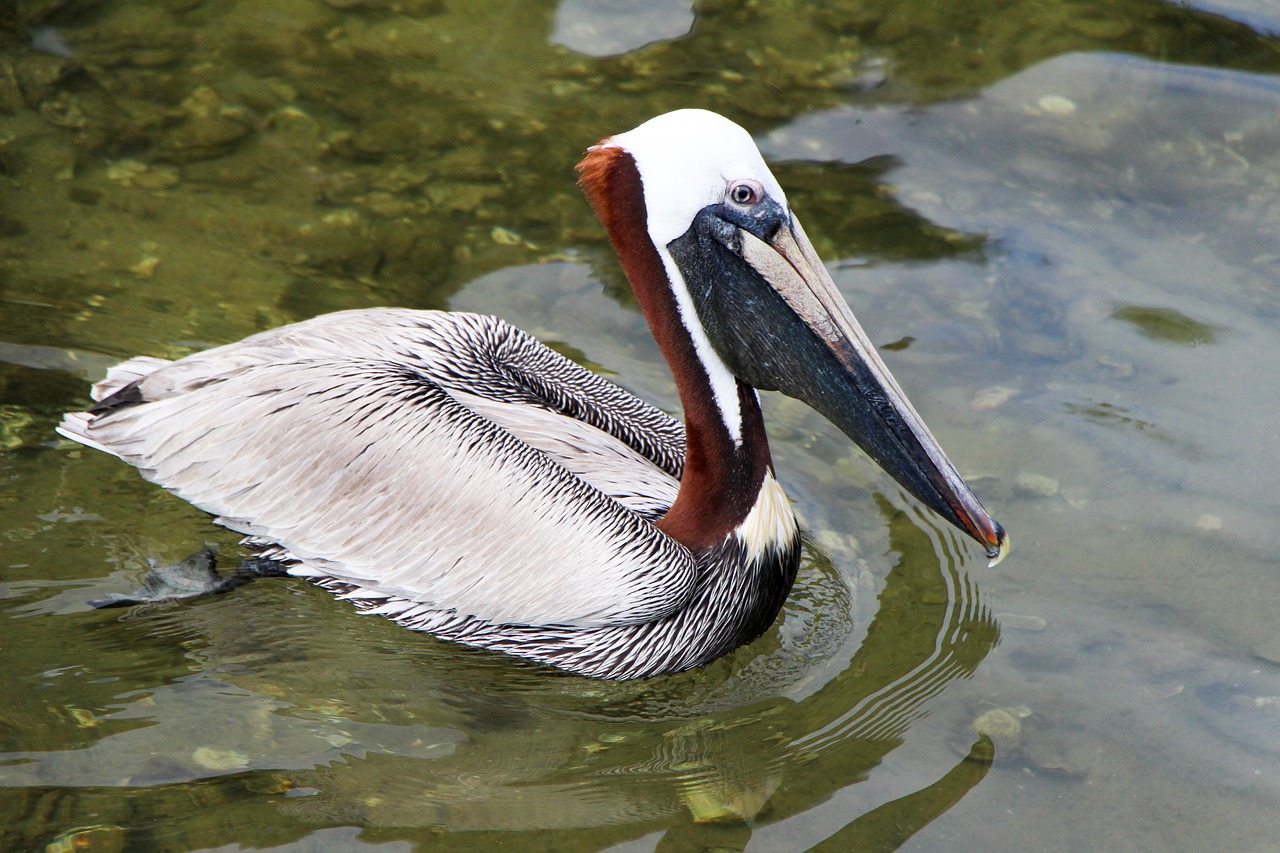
[578,145,774,550]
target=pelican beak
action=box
[671,209,1007,564]
[764,219,1006,563]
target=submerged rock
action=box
[191,745,251,771]
[1014,472,1060,497]
[154,113,252,162]
[44,824,126,853]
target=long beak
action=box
[739,219,1008,565]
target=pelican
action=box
[58,109,1006,679]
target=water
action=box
[3,1,1280,850]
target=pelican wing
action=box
[83,309,687,477]
[451,390,679,521]
[59,310,695,628]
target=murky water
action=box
[3,1,1280,850]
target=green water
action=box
[4,1,1280,850]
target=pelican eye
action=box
[727,180,764,206]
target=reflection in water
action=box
[551,0,696,58]
[805,736,993,853]
[0,499,996,851]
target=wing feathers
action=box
[60,311,696,629]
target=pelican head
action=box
[580,109,1007,563]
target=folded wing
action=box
[58,310,694,628]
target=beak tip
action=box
[984,521,1010,568]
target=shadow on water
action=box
[1,498,997,852]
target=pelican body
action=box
[59,110,1005,679]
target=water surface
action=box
[3,1,1280,851]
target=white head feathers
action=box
[604,109,789,246]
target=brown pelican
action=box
[58,109,1006,679]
